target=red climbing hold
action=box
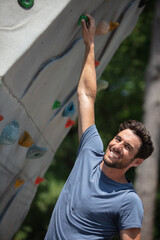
[95,60,100,67]
[0,115,4,121]
[35,176,45,185]
[65,119,76,128]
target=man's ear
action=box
[133,158,144,167]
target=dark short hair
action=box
[118,120,154,160]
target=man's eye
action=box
[125,145,131,151]
[115,137,121,142]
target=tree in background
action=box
[135,0,160,239]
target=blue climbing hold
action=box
[0,121,19,145]
[26,144,47,159]
[62,102,75,117]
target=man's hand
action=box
[77,14,96,140]
[81,14,95,47]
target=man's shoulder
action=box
[77,124,104,154]
[120,189,143,210]
[117,189,144,230]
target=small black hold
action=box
[138,0,149,8]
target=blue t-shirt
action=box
[45,125,143,240]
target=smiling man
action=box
[45,15,154,240]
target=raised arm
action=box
[77,14,96,140]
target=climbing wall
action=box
[0,0,146,239]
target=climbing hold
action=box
[0,121,19,145]
[26,144,47,159]
[109,22,119,32]
[95,60,100,67]
[52,100,61,110]
[15,178,25,188]
[35,176,45,185]
[96,20,110,35]
[95,20,119,35]
[18,131,34,148]
[62,102,75,117]
[18,0,34,10]
[138,0,148,8]
[65,119,76,128]
[0,115,4,121]
[97,80,109,92]
[78,14,89,25]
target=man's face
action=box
[103,129,142,170]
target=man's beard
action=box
[103,157,134,170]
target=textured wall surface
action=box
[0,0,144,239]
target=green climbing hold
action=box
[52,100,61,110]
[78,14,89,25]
[18,0,34,10]
[97,80,109,92]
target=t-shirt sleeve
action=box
[77,124,104,155]
[118,191,144,230]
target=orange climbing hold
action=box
[18,131,34,148]
[35,176,45,185]
[15,178,25,188]
[65,119,76,128]
[109,22,119,31]
[95,60,100,67]
[0,115,4,121]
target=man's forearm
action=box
[77,15,97,100]
[77,43,97,100]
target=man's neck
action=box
[100,161,128,184]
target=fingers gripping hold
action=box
[80,14,95,47]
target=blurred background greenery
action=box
[14,1,159,239]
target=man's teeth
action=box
[110,151,120,159]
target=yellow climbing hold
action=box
[18,131,34,148]
[15,178,25,188]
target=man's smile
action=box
[108,146,122,159]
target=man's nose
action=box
[114,141,123,150]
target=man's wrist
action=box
[85,42,95,51]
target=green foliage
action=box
[14,1,158,239]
